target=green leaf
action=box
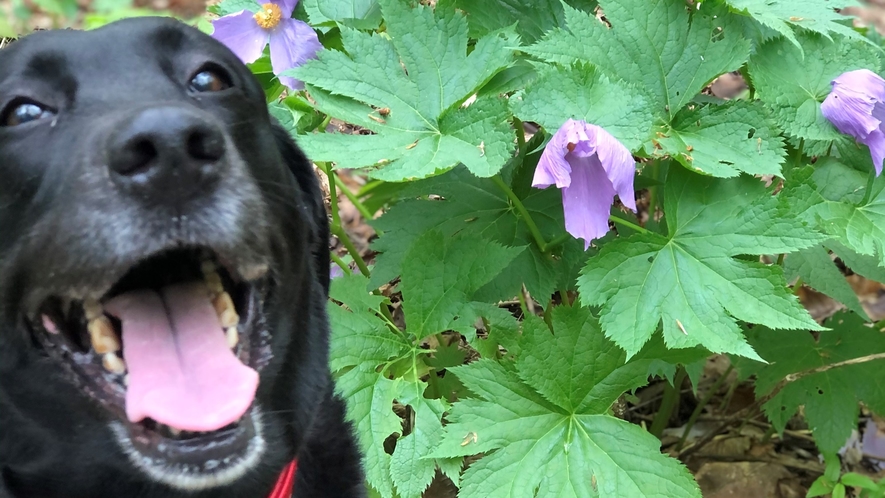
[433,306,700,498]
[400,231,522,338]
[328,274,410,371]
[370,167,579,301]
[390,387,455,498]
[724,0,869,50]
[453,0,597,45]
[525,0,749,121]
[828,240,885,283]
[842,473,879,491]
[302,0,381,29]
[337,367,402,498]
[328,274,413,497]
[748,33,881,141]
[800,159,885,268]
[0,17,15,38]
[293,0,517,180]
[657,101,787,177]
[478,59,538,97]
[512,63,653,151]
[738,312,885,453]
[784,244,869,320]
[578,166,825,359]
[212,0,257,16]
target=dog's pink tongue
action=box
[104,283,258,432]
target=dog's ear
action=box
[270,123,331,294]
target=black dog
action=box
[0,17,363,497]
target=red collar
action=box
[268,460,298,498]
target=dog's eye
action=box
[1,100,56,127]
[189,69,231,93]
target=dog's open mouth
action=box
[29,247,272,485]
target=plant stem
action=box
[332,224,370,277]
[332,173,375,222]
[513,117,526,153]
[318,162,341,230]
[330,252,352,275]
[609,215,650,235]
[792,276,804,295]
[676,365,733,450]
[492,175,549,251]
[317,114,333,133]
[650,368,686,438]
[545,233,572,252]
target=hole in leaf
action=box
[748,128,756,139]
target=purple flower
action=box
[533,119,636,249]
[330,264,345,280]
[821,69,885,176]
[211,0,321,91]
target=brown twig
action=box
[678,351,885,459]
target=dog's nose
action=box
[107,106,226,201]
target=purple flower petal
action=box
[533,119,637,246]
[330,264,345,279]
[582,124,637,212]
[273,0,298,16]
[533,119,576,189]
[211,10,269,65]
[821,69,885,176]
[268,18,322,90]
[561,153,617,249]
[862,419,885,470]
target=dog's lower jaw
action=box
[108,405,267,492]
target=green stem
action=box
[676,365,733,450]
[332,173,375,223]
[776,253,785,266]
[609,215,650,235]
[513,117,526,154]
[330,252,352,275]
[545,233,572,252]
[792,276,804,295]
[517,289,530,319]
[650,369,686,438]
[492,175,549,251]
[317,114,333,133]
[318,162,341,230]
[332,224,370,277]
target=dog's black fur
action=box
[0,17,363,497]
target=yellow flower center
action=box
[253,3,282,30]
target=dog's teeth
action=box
[213,292,239,328]
[205,271,224,296]
[241,263,268,281]
[83,298,103,321]
[168,427,181,437]
[225,326,239,348]
[88,316,121,354]
[123,374,130,386]
[102,353,126,375]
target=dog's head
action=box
[0,17,331,495]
